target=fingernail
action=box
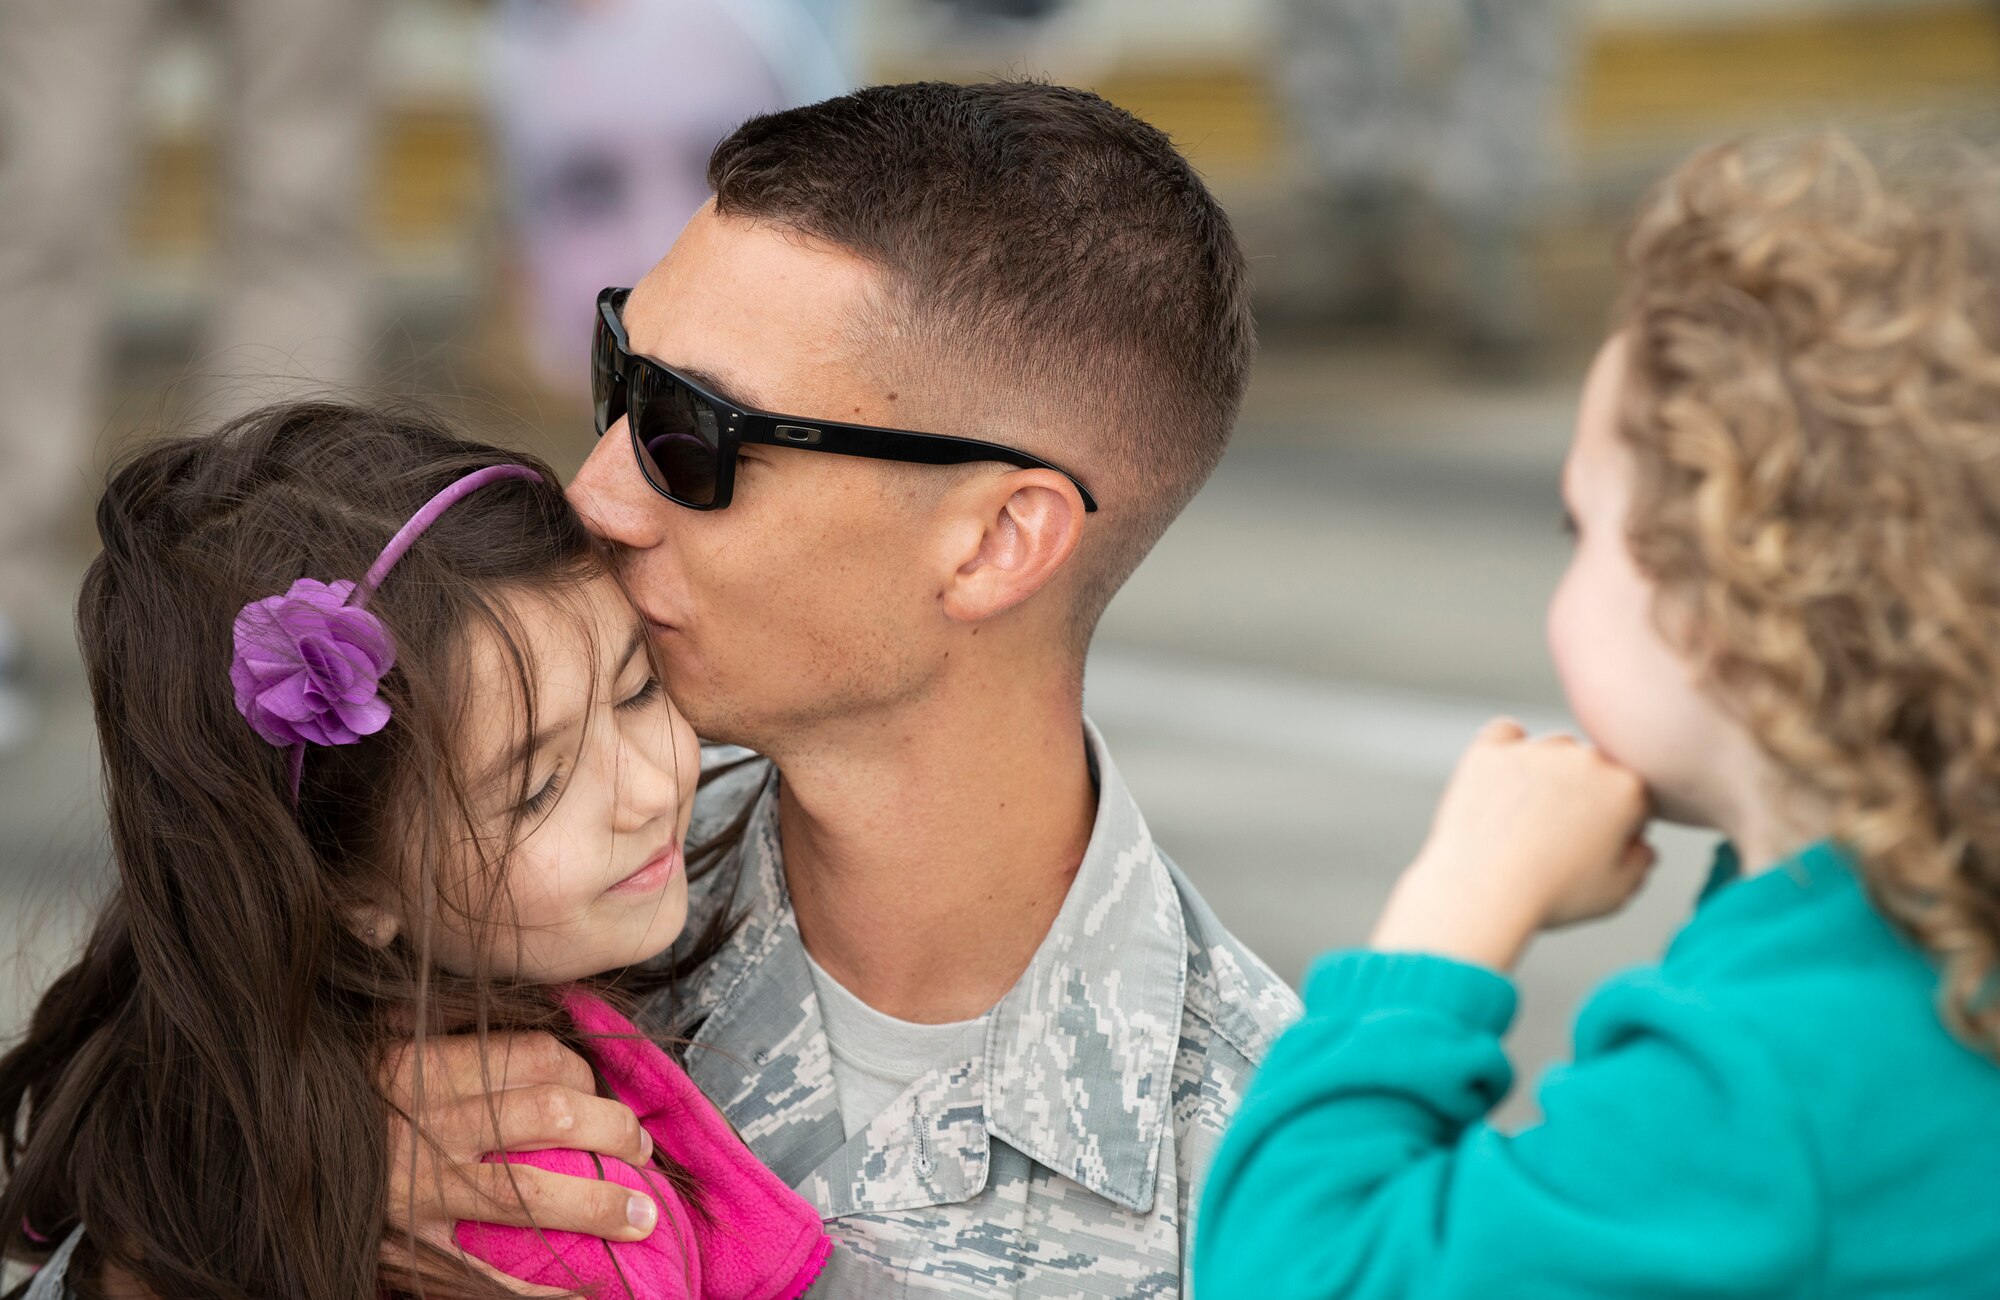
[627,1195,657,1234]
[639,1128,655,1164]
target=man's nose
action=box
[568,417,663,551]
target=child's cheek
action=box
[675,710,701,830]
[1547,565,1628,760]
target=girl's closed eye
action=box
[618,676,663,712]
[515,676,662,818]
[518,762,567,819]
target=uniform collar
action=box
[979,720,1186,1212]
[672,721,1186,1215]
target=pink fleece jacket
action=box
[455,993,833,1299]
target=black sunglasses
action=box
[593,287,1099,512]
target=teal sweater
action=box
[1194,842,2000,1299]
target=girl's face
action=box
[429,573,701,982]
[1547,335,1743,827]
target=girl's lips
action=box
[606,841,682,896]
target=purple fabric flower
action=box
[230,578,396,748]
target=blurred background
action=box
[4,0,1997,1121]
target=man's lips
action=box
[606,841,682,896]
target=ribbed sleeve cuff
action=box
[1303,950,1519,1033]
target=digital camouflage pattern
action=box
[650,724,1302,1297]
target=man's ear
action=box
[346,902,401,949]
[938,469,1088,623]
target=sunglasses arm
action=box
[735,418,1100,512]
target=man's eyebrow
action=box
[674,363,770,413]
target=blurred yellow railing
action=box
[1579,3,2000,136]
[122,1,2000,256]
[128,107,489,256]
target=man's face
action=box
[569,204,956,747]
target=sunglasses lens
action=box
[628,366,722,507]
[591,306,620,437]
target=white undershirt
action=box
[802,947,991,1136]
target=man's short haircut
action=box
[707,80,1256,646]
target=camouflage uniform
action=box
[16,724,1300,1299]
[1273,0,1576,351]
[14,1226,76,1300]
[652,722,1302,1297]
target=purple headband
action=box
[229,464,544,798]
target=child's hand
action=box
[1369,719,1655,970]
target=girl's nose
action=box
[612,724,682,833]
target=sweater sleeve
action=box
[1193,951,1826,1300]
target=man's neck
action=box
[766,670,1097,1025]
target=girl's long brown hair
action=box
[0,403,733,1298]
[1618,132,2000,1051]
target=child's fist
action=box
[1371,720,1655,970]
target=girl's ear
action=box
[345,903,401,949]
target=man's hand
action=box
[1370,719,1655,970]
[381,1032,660,1248]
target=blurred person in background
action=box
[911,0,1119,87]
[925,0,1071,29]
[797,0,862,90]
[0,0,381,754]
[488,0,847,390]
[1274,0,1575,371]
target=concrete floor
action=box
[0,336,1723,1129]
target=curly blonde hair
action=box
[1618,131,2000,1050]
